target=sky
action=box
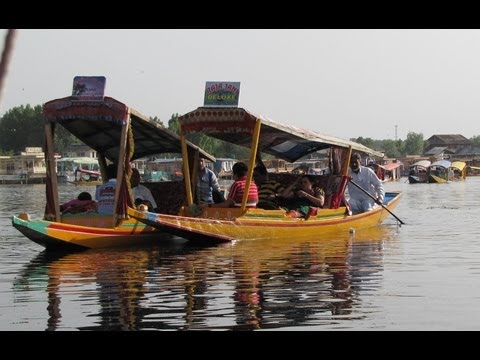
[1,29,480,141]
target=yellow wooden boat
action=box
[129,192,401,242]
[427,160,451,183]
[449,161,467,181]
[12,77,214,250]
[128,106,403,243]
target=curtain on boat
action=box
[44,123,56,221]
[114,124,134,225]
[329,147,350,209]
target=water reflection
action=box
[13,225,399,330]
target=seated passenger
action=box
[208,162,258,208]
[96,163,117,215]
[60,191,97,214]
[253,164,285,210]
[130,168,159,212]
[280,175,325,218]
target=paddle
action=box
[349,179,405,225]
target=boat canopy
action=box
[43,95,215,224]
[178,107,383,163]
[378,162,402,171]
[44,97,215,163]
[410,160,431,168]
[56,157,99,165]
[450,161,466,171]
[430,160,451,168]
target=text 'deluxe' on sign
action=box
[204,81,240,107]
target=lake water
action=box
[1,178,480,331]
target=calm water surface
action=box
[1,179,480,331]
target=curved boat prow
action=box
[12,212,168,250]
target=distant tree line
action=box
[351,132,425,158]
[0,104,79,155]
[2,104,480,159]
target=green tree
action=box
[0,149,14,156]
[403,132,424,155]
[351,137,375,149]
[0,104,78,155]
[396,139,405,155]
[382,139,401,158]
[150,116,164,127]
[54,124,79,155]
[167,113,180,134]
[470,135,480,146]
[0,105,44,153]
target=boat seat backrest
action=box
[143,181,186,214]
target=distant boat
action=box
[56,157,100,184]
[69,167,102,185]
[371,162,403,182]
[212,157,237,179]
[467,165,480,176]
[427,160,451,183]
[407,160,431,184]
[449,161,467,181]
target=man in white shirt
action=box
[346,152,385,215]
[130,168,158,212]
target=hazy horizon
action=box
[2,29,480,141]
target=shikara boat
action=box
[372,162,403,182]
[449,161,467,181]
[56,157,100,184]
[68,167,102,186]
[427,160,451,183]
[128,106,403,243]
[12,82,214,250]
[467,165,480,176]
[408,160,431,184]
